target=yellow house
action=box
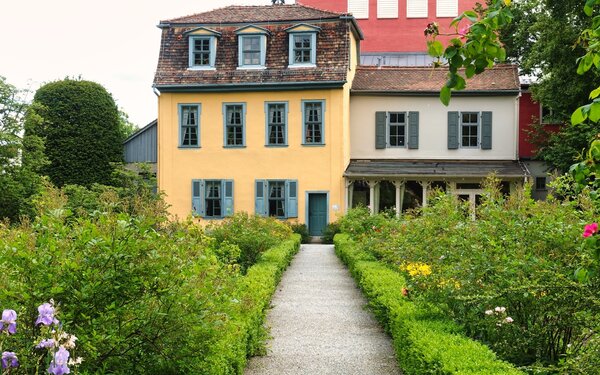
[153,4,363,235]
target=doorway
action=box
[307,193,328,236]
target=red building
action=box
[297,0,478,52]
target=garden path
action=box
[244,244,402,375]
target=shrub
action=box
[334,234,522,375]
[321,221,341,244]
[289,222,310,243]
[207,213,292,272]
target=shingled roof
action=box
[351,64,520,94]
[160,5,346,25]
[154,5,360,90]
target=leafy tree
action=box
[0,76,46,222]
[27,79,124,187]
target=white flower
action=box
[503,317,514,323]
[485,310,494,316]
[494,306,506,313]
[68,357,83,366]
[64,334,78,349]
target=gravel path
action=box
[244,244,402,375]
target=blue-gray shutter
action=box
[481,111,492,150]
[286,180,298,218]
[447,111,459,149]
[375,111,387,149]
[223,180,234,217]
[255,180,267,217]
[408,111,419,149]
[192,180,205,217]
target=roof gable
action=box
[285,23,322,33]
[183,27,221,37]
[234,25,271,35]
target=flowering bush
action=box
[339,181,599,371]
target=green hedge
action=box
[202,234,301,374]
[334,234,523,375]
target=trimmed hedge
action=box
[334,234,523,375]
[202,234,301,374]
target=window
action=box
[348,0,369,19]
[375,111,419,149]
[255,180,298,218]
[461,112,479,147]
[289,34,316,66]
[189,36,216,68]
[541,105,556,124]
[266,102,288,146]
[535,177,547,190]
[179,104,200,148]
[378,0,399,18]
[407,0,428,18]
[388,112,406,147]
[436,0,458,17]
[238,35,266,68]
[223,103,245,147]
[303,101,325,145]
[191,179,234,218]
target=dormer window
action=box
[185,27,221,70]
[285,24,321,68]
[235,25,270,69]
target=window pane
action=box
[268,181,286,217]
[205,181,222,217]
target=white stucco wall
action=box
[350,95,519,160]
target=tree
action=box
[26,79,124,187]
[0,76,47,221]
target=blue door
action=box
[308,193,328,236]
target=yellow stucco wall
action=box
[157,88,350,223]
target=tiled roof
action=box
[344,159,528,178]
[154,6,354,88]
[160,5,346,25]
[351,65,520,93]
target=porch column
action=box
[346,180,354,211]
[367,180,379,215]
[392,180,405,217]
[420,181,430,207]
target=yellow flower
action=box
[404,262,432,277]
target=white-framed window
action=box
[407,0,428,18]
[266,102,288,146]
[238,35,267,68]
[378,0,399,19]
[388,112,406,147]
[460,112,479,148]
[188,36,216,69]
[192,179,234,218]
[348,0,369,19]
[302,100,325,145]
[436,0,458,18]
[179,104,201,148]
[223,103,246,147]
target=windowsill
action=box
[265,144,289,148]
[236,66,266,70]
[223,145,247,149]
[302,143,326,147]
[178,145,201,149]
[288,64,316,69]
[187,66,216,71]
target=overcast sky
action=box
[0,0,296,128]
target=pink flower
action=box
[458,24,471,38]
[583,223,598,238]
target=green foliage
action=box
[334,234,523,375]
[321,221,341,244]
[289,222,311,243]
[337,184,599,371]
[424,0,513,105]
[26,78,124,187]
[207,213,293,273]
[0,183,299,374]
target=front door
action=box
[308,193,328,236]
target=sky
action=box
[0,0,296,128]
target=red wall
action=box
[298,0,479,52]
[519,90,561,159]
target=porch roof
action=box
[344,159,529,179]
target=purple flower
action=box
[36,303,59,326]
[1,352,19,369]
[0,309,17,334]
[48,347,70,375]
[36,338,57,349]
